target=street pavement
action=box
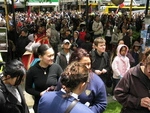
[24,91,34,113]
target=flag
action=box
[115,3,125,14]
[120,3,125,8]
[27,6,31,22]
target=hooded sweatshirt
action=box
[112,44,130,79]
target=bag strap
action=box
[64,99,78,113]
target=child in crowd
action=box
[111,44,130,100]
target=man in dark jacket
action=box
[114,48,150,113]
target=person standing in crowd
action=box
[114,48,150,113]
[38,61,94,113]
[80,33,93,53]
[55,39,73,70]
[91,37,111,85]
[92,15,103,39]
[56,48,107,113]
[60,20,70,41]
[48,24,60,60]
[0,59,29,113]
[25,44,63,113]
[130,41,142,67]
[71,30,83,48]
[123,29,132,49]
[111,44,130,100]
[16,27,31,59]
[104,20,113,51]
[34,24,49,44]
[110,26,122,50]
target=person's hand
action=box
[148,106,150,111]
[120,75,123,79]
[95,70,102,75]
[102,69,107,74]
[40,90,47,96]
[140,97,150,109]
[40,87,53,96]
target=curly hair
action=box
[60,61,89,98]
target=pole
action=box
[79,1,81,12]
[11,0,17,45]
[145,0,149,16]
[86,0,89,31]
[129,0,133,21]
[4,0,9,31]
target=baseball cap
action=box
[63,39,70,44]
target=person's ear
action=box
[6,75,11,79]
[39,55,42,60]
[79,82,86,90]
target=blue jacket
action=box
[38,91,94,113]
[79,72,107,113]
[56,72,107,113]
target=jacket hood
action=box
[117,44,129,56]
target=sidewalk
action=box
[24,91,34,113]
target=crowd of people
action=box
[0,9,149,113]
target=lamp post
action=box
[129,0,133,21]
[145,0,149,16]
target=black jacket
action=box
[0,80,29,113]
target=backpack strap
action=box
[64,99,78,113]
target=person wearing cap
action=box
[130,41,142,67]
[55,39,73,70]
